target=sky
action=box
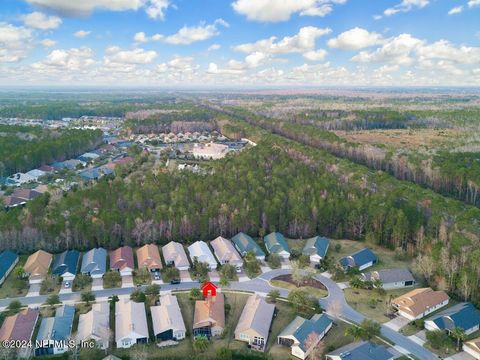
[0,0,479,87]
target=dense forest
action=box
[0,125,103,175]
[220,106,480,207]
[1,112,480,306]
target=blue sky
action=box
[0,0,479,86]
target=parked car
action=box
[170,279,180,285]
[154,272,160,280]
[64,282,70,288]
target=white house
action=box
[162,241,190,271]
[76,303,110,349]
[187,241,218,270]
[210,236,243,271]
[115,299,149,348]
[151,294,186,341]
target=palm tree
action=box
[349,277,364,289]
[345,326,366,341]
[450,327,466,351]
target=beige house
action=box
[24,250,53,284]
[76,303,110,349]
[151,294,186,341]
[136,244,162,272]
[234,294,275,351]
[211,236,243,271]
[392,288,449,320]
[464,338,480,359]
[115,299,149,348]
[162,242,190,271]
[193,293,225,338]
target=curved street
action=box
[0,268,438,359]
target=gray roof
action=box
[264,232,290,255]
[231,232,265,258]
[302,236,330,258]
[81,248,107,276]
[326,341,395,360]
[362,268,415,284]
[279,314,332,352]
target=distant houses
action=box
[392,288,450,320]
[325,341,397,360]
[162,241,190,271]
[151,294,186,341]
[193,293,225,338]
[0,250,18,285]
[110,246,134,276]
[231,232,265,261]
[136,244,162,272]
[211,236,243,271]
[115,299,149,348]
[76,302,110,349]
[277,313,333,360]
[188,241,218,270]
[234,294,275,352]
[302,236,329,264]
[52,250,80,281]
[24,250,53,284]
[81,248,107,278]
[361,268,416,290]
[424,302,480,335]
[264,232,290,260]
[340,248,377,271]
[35,305,75,356]
[3,188,43,208]
[0,308,39,357]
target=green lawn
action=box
[39,274,61,295]
[286,238,306,253]
[344,287,413,323]
[270,279,327,298]
[0,256,29,299]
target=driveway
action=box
[121,275,133,288]
[445,352,476,360]
[58,281,72,294]
[208,270,220,282]
[179,270,192,282]
[26,283,41,297]
[384,316,410,331]
[91,278,104,291]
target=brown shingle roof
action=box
[0,308,39,342]
[136,244,162,270]
[24,250,52,278]
[193,294,225,330]
[392,288,449,318]
[110,246,134,271]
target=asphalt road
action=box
[0,268,438,359]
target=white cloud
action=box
[328,27,383,50]
[0,22,33,62]
[448,6,463,15]
[40,38,56,47]
[234,26,331,55]
[74,30,91,38]
[303,49,327,61]
[380,0,429,17]
[208,44,221,51]
[32,47,95,71]
[133,32,148,43]
[24,0,170,20]
[156,19,229,45]
[22,11,62,30]
[104,46,157,65]
[468,0,480,7]
[416,40,480,64]
[207,62,243,75]
[231,0,346,22]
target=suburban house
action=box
[392,288,450,320]
[52,250,80,281]
[340,248,377,271]
[211,236,243,271]
[231,232,266,261]
[0,250,18,285]
[361,268,416,290]
[424,302,480,335]
[151,294,186,341]
[35,305,75,356]
[234,294,275,351]
[110,246,135,276]
[80,248,107,278]
[193,293,225,338]
[264,232,290,260]
[463,338,480,360]
[0,308,39,357]
[24,250,53,283]
[162,241,190,271]
[3,188,43,208]
[76,302,110,349]
[115,299,149,348]
[136,244,162,272]
[302,236,330,264]
[278,313,333,360]
[188,241,218,270]
[325,341,397,360]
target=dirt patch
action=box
[273,274,327,291]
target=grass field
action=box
[0,256,29,299]
[270,279,327,298]
[39,274,61,296]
